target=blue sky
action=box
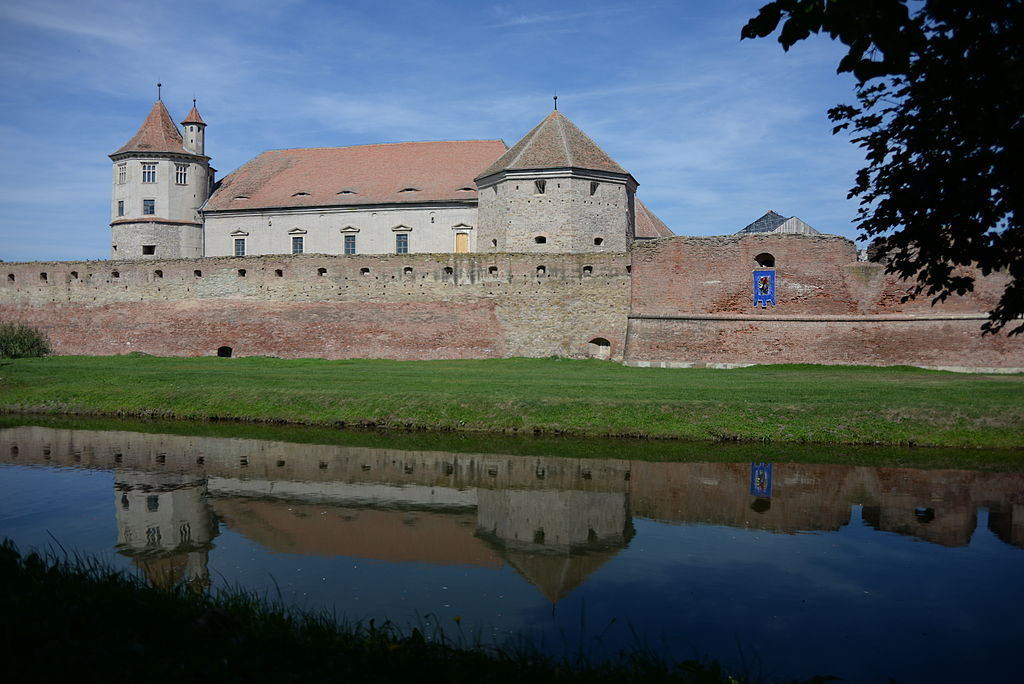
[0,0,864,262]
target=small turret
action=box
[180,100,206,156]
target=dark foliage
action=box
[742,0,1024,334]
[0,322,51,358]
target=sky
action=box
[0,0,865,262]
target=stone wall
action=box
[0,252,630,360]
[625,234,1023,371]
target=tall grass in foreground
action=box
[0,540,834,683]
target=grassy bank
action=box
[0,541,829,683]
[1,355,1022,447]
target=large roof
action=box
[476,110,630,180]
[205,140,508,212]
[112,100,193,157]
[635,199,674,238]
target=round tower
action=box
[474,109,637,253]
[109,92,211,259]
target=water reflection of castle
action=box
[2,427,1022,600]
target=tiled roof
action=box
[112,101,191,156]
[476,110,630,180]
[635,199,674,238]
[181,105,205,125]
[737,210,788,234]
[736,210,820,236]
[205,140,508,212]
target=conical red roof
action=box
[181,105,205,126]
[112,100,189,156]
[476,110,630,180]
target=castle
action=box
[0,98,1019,371]
[108,99,671,261]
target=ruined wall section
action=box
[0,252,629,361]
[625,234,1022,370]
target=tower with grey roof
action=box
[474,110,638,253]
[109,99,212,259]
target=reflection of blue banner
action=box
[753,270,775,307]
[750,462,773,497]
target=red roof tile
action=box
[205,140,508,212]
[476,110,629,180]
[112,101,191,156]
[181,105,205,126]
[635,199,674,238]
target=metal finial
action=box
[157,82,162,101]
[193,97,197,108]
[553,94,558,110]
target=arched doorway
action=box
[217,346,233,358]
[587,338,611,360]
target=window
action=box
[594,237,604,246]
[142,199,155,215]
[590,181,599,196]
[395,233,409,254]
[755,252,776,267]
[142,163,156,183]
[117,163,127,184]
[275,269,283,277]
[292,236,304,254]
[344,234,356,254]
[117,200,124,217]
[153,269,163,278]
[175,164,188,185]
[534,180,546,194]
[534,235,547,244]
[194,270,202,277]
[234,238,245,256]
[317,267,327,276]
[536,265,546,276]
[142,245,156,255]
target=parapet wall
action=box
[625,235,1022,371]
[0,252,630,360]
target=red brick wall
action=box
[625,235,1022,370]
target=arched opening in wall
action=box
[594,237,604,246]
[360,267,371,277]
[111,271,120,279]
[6,274,13,282]
[587,337,612,360]
[754,252,775,268]
[403,266,413,276]
[317,267,327,276]
[275,269,284,277]
[39,272,47,281]
[217,346,233,358]
[534,235,547,244]
[237,269,246,277]
[70,271,79,280]
[582,265,593,276]
[490,239,497,248]
[536,265,546,276]
[153,270,163,279]
[750,498,771,514]
[194,270,202,278]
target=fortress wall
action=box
[0,252,630,360]
[625,235,1022,370]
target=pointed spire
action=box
[112,100,188,156]
[181,99,206,126]
[475,110,630,180]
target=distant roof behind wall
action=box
[475,110,631,180]
[205,140,508,212]
[736,210,820,236]
[635,199,674,238]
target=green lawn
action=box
[1,355,1022,447]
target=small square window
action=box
[143,199,155,215]
[292,236,304,254]
[234,238,246,257]
[142,245,155,255]
[395,233,409,254]
[344,234,356,255]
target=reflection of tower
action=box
[476,489,634,602]
[114,471,218,589]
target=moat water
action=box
[0,422,1021,684]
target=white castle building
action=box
[109,99,673,260]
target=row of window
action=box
[116,162,189,185]
[13,264,609,283]
[233,232,413,257]
[116,199,156,217]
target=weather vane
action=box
[553,93,558,110]
[157,82,162,101]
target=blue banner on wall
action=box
[750,462,773,497]
[753,270,775,307]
